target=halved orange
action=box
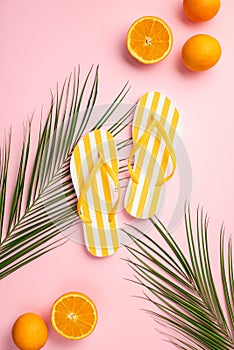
[126,16,173,64]
[51,292,98,340]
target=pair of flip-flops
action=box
[70,92,181,257]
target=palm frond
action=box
[125,205,234,349]
[0,66,132,279]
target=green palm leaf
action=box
[0,66,132,279]
[125,205,234,349]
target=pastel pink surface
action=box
[1,1,234,349]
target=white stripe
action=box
[79,139,89,182]
[102,132,118,205]
[135,92,154,140]
[70,154,79,197]
[88,131,115,246]
[144,140,165,217]
[124,178,132,209]
[100,132,120,255]
[164,104,175,133]
[155,93,166,116]
[128,131,154,216]
[83,225,101,256]
[79,136,100,246]
[172,117,182,148]
[89,132,109,220]
[105,230,116,255]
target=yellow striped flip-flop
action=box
[124,91,181,219]
[70,129,120,257]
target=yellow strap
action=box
[128,115,177,186]
[77,151,120,223]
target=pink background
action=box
[1,0,234,349]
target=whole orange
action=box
[12,312,48,350]
[183,0,221,22]
[182,34,221,72]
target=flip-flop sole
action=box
[70,129,119,257]
[124,91,182,219]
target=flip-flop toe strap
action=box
[128,115,177,186]
[77,151,120,223]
